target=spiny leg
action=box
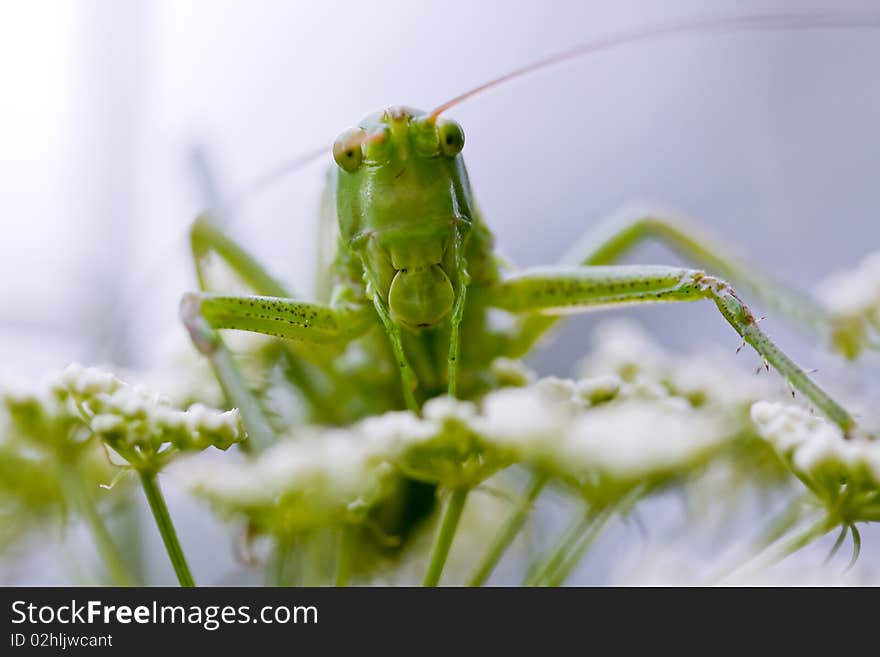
[191,212,342,375]
[188,214,352,431]
[514,208,833,355]
[181,293,275,451]
[488,264,854,433]
[192,215,422,412]
[182,293,372,448]
[187,215,292,449]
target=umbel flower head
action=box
[62,363,244,472]
[175,360,752,536]
[0,363,246,547]
[815,250,880,359]
[0,371,109,545]
[751,401,880,525]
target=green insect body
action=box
[182,103,857,552]
[334,107,473,327]
[177,13,879,574]
[183,104,853,431]
[330,107,509,399]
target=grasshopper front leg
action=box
[186,214,332,445]
[569,209,829,331]
[369,295,424,412]
[181,292,373,449]
[488,264,854,433]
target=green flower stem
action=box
[138,471,195,587]
[524,510,592,586]
[268,538,293,586]
[731,515,835,581]
[543,506,613,586]
[468,473,547,587]
[335,526,351,587]
[423,488,469,587]
[709,500,805,583]
[757,516,836,569]
[303,533,324,586]
[539,487,645,586]
[209,345,275,452]
[60,466,134,586]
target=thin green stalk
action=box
[468,474,547,587]
[61,467,134,586]
[727,515,835,582]
[303,532,325,586]
[423,488,469,587]
[268,538,293,586]
[209,345,275,452]
[532,488,644,586]
[524,509,592,586]
[139,471,195,587]
[335,526,351,587]
[708,499,805,584]
[543,507,613,586]
[758,516,836,569]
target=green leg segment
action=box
[489,264,854,433]
[513,210,833,355]
[187,214,297,449]
[467,473,547,587]
[372,296,420,413]
[185,214,364,446]
[181,294,276,451]
[191,214,292,298]
[445,233,470,398]
[181,292,373,445]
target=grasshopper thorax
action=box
[333,107,474,330]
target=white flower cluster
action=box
[62,363,243,469]
[172,432,398,531]
[176,366,743,531]
[578,320,782,410]
[473,376,733,489]
[0,371,86,453]
[172,405,458,533]
[751,401,880,495]
[0,372,108,542]
[816,251,880,322]
[815,251,880,358]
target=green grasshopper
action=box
[173,13,880,575]
[181,12,876,457]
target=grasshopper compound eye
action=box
[438,120,465,157]
[333,127,366,172]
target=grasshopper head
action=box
[332,106,473,330]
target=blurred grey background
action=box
[1,0,879,584]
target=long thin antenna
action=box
[429,11,880,119]
[214,12,880,203]
[223,145,329,212]
[219,128,390,212]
